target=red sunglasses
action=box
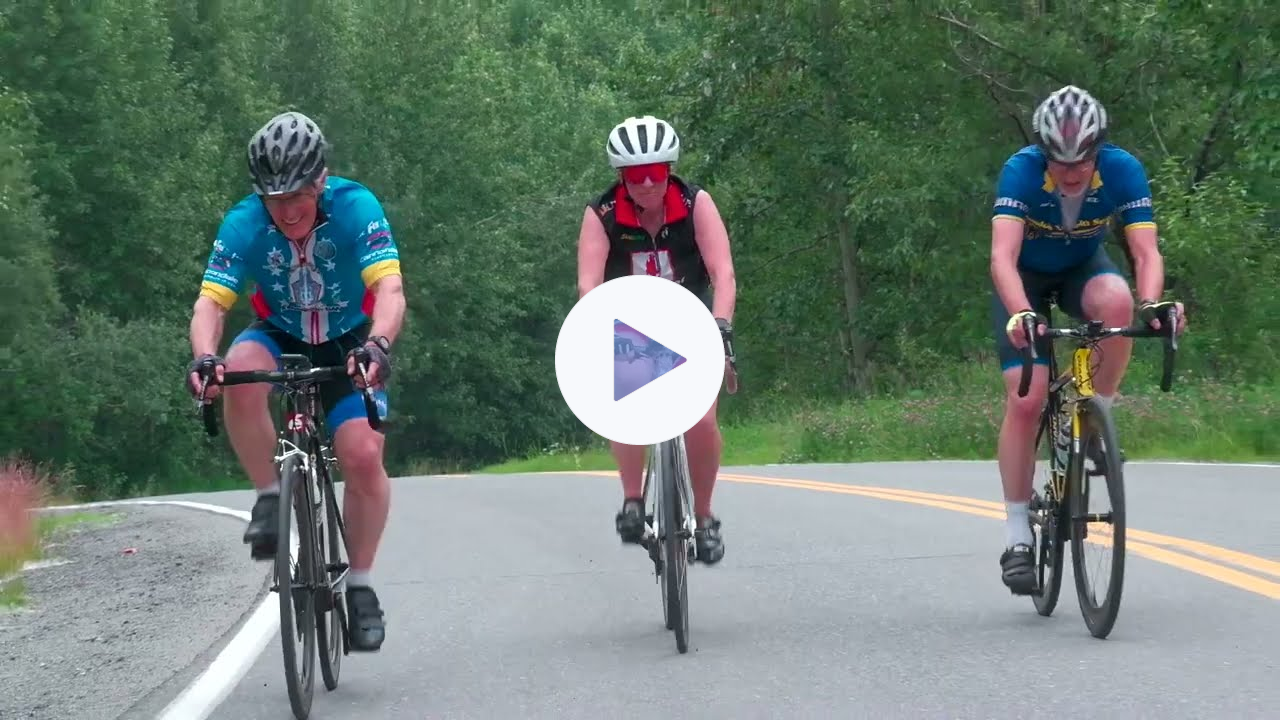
[620,163,670,185]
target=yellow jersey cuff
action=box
[200,282,237,310]
[361,260,402,288]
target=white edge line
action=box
[38,498,297,720]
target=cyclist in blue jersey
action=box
[185,111,405,650]
[989,86,1186,594]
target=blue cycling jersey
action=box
[992,143,1156,274]
[200,176,402,344]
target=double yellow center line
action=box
[562,469,1280,600]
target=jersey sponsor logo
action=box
[1027,216,1108,239]
[207,239,239,272]
[994,197,1029,213]
[361,217,391,243]
[358,247,397,265]
[631,249,674,281]
[204,269,239,286]
[1116,197,1153,212]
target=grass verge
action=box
[479,378,1279,473]
[0,509,120,609]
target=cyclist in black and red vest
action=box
[576,115,738,565]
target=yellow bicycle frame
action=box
[1046,345,1097,502]
[1069,344,1097,453]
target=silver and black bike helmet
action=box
[246,111,328,196]
[1032,85,1108,163]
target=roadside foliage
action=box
[0,1,1274,496]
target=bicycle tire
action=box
[644,453,674,632]
[1069,397,1126,639]
[659,439,690,654]
[1030,403,1067,617]
[315,451,347,692]
[278,452,317,719]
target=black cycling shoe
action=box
[1000,543,1036,595]
[695,514,725,565]
[346,586,386,652]
[242,493,280,561]
[615,498,645,545]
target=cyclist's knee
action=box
[225,339,275,374]
[1081,273,1133,322]
[1002,367,1047,421]
[333,424,385,481]
[223,341,275,407]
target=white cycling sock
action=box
[348,570,372,589]
[1005,501,1033,548]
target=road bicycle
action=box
[630,326,739,654]
[195,354,383,719]
[1013,304,1180,639]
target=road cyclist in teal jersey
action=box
[185,111,406,652]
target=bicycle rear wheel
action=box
[659,438,690,654]
[1069,398,1126,639]
[277,452,317,719]
[315,452,348,692]
[1030,403,1067,617]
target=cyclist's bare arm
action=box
[1122,224,1164,303]
[366,274,405,345]
[691,190,736,323]
[991,216,1032,316]
[577,206,609,299]
[190,295,229,359]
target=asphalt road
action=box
[0,504,267,720]
[177,461,1277,719]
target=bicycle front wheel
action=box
[277,453,318,718]
[659,438,690,654]
[1069,398,1126,639]
[315,454,348,692]
[642,450,673,631]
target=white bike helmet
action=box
[606,115,680,168]
[1032,85,1108,163]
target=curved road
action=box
[173,461,1277,719]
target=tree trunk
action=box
[835,205,872,393]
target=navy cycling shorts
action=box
[990,246,1127,372]
[229,319,389,434]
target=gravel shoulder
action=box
[0,503,270,720]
